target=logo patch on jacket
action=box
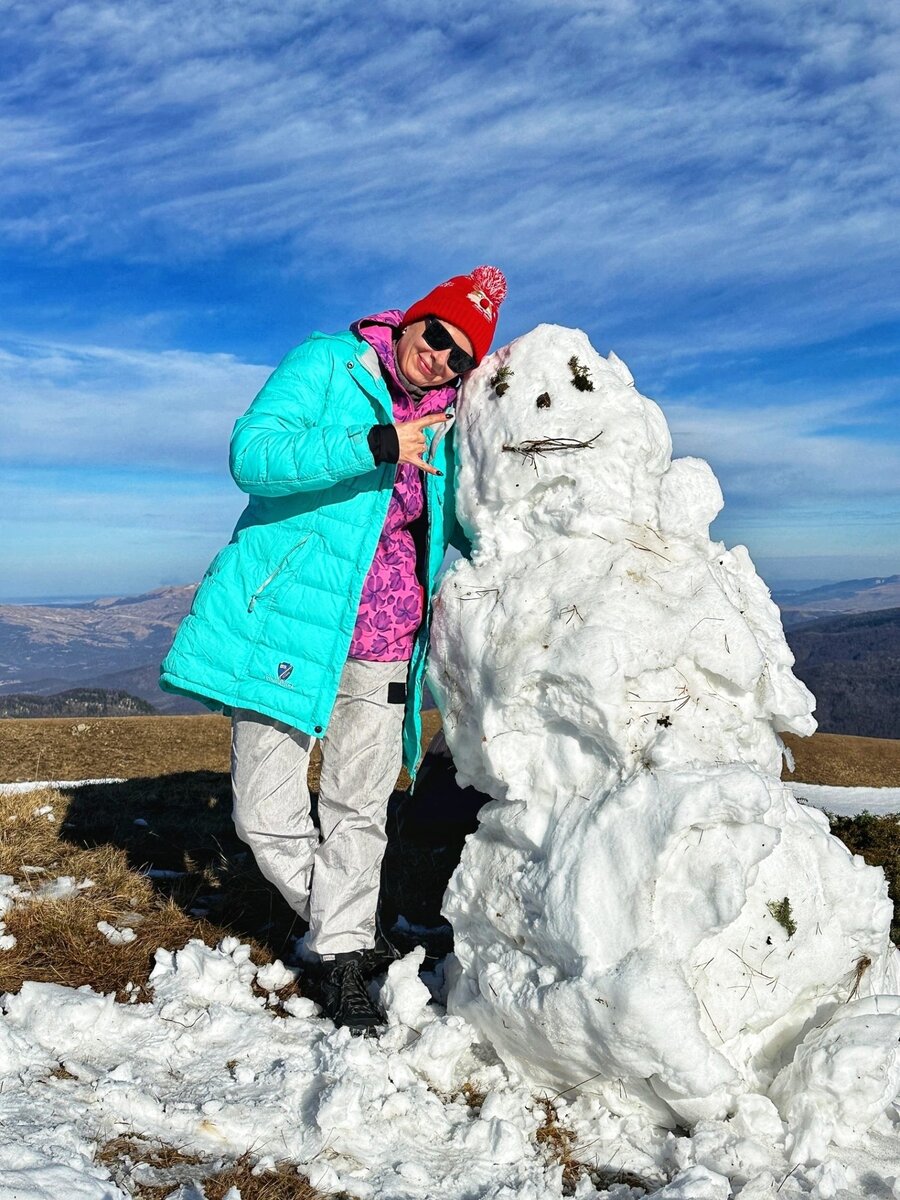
[277,662,294,681]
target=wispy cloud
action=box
[0,337,269,471]
[3,1,899,349]
[1,2,897,594]
[667,391,900,506]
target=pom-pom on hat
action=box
[402,265,507,366]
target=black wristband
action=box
[367,424,400,465]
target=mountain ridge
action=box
[1,581,898,735]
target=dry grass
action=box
[0,709,448,996]
[0,787,279,998]
[781,730,900,787]
[0,715,233,784]
[0,710,446,793]
[454,1081,487,1110]
[201,1156,331,1200]
[97,1139,330,1199]
[2,711,896,788]
[535,1097,583,1192]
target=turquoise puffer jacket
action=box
[159,329,460,775]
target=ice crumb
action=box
[96,921,137,945]
[255,959,299,992]
[381,947,435,1032]
[34,876,94,900]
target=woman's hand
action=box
[394,412,448,476]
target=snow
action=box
[1,324,898,1198]
[1,936,899,1197]
[97,920,137,945]
[428,326,900,1188]
[792,783,900,817]
[0,778,125,794]
[0,941,580,1199]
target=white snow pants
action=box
[231,657,408,957]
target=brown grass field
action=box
[0,713,897,1195]
[1,712,899,787]
[0,711,443,791]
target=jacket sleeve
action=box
[229,339,379,497]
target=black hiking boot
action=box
[357,932,401,978]
[316,952,384,1036]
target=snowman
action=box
[428,325,900,1139]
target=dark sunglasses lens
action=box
[424,320,475,373]
[448,346,475,374]
[423,320,452,351]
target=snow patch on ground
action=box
[792,783,900,817]
[0,778,126,794]
[3,938,900,1198]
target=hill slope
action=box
[0,585,195,695]
[0,689,157,719]
[777,574,900,627]
[786,606,900,739]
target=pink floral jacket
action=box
[348,312,456,662]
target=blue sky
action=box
[2,0,898,600]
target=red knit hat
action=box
[401,265,508,365]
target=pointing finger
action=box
[412,454,441,476]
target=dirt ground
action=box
[0,711,897,788]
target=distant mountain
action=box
[0,585,200,712]
[775,574,900,628]
[84,662,207,714]
[785,606,900,739]
[1,581,897,735]
[0,688,158,718]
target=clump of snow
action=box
[150,937,263,1014]
[97,920,136,945]
[0,875,23,950]
[255,958,298,992]
[36,876,94,901]
[769,995,900,1165]
[430,325,900,1149]
[0,779,125,795]
[381,944,435,1032]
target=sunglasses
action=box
[422,317,476,375]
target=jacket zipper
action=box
[424,408,455,465]
[247,536,311,612]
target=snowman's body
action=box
[429,325,900,1134]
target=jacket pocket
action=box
[246,532,315,613]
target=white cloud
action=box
[665,389,900,507]
[2,1,899,350]
[0,337,270,471]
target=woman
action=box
[160,265,507,1033]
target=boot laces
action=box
[335,959,378,1020]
